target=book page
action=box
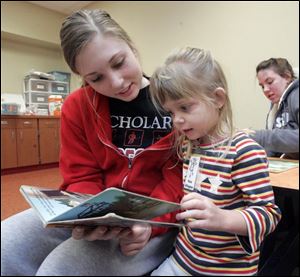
[20,186,88,223]
[268,159,299,173]
[52,187,181,222]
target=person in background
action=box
[149,47,281,276]
[1,9,182,276]
[250,58,299,160]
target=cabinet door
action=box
[1,119,18,169]
[16,119,39,167]
[39,118,60,164]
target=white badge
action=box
[208,174,222,193]
[184,155,200,191]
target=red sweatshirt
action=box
[59,86,183,236]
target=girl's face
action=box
[76,34,143,101]
[163,96,221,143]
[257,68,290,104]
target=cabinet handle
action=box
[1,120,8,125]
[23,121,32,125]
[19,130,23,140]
[11,130,15,140]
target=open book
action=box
[20,185,182,228]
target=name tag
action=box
[184,155,200,191]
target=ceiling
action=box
[27,1,96,15]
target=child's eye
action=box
[180,105,190,112]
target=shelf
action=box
[1,31,61,51]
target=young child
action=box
[149,47,281,276]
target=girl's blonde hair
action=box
[150,47,234,158]
[60,9,138,74]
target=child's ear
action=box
[214,88,226,109]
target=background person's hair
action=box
[60,9,138,74]
[150,47,234,158]
[256,58,296,83]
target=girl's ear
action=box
[214,87,226,109]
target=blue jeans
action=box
[1,209,177,276]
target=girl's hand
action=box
[119,223,152,256]
[72,223,152,256]
[176,192,247,235]
[72,225,130,241]
[176,192,224,231]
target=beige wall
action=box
[1,1,79,93]
[87,1,299,129]
[1,1,299,129]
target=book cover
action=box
[20,185,182,228]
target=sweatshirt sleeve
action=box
[252,128,299,154]
[251,86,299,154]
[232,141,282,253]
[148,154,183,237]
[59,96,105,194]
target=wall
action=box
[1,1,79,94]
[87,1,299,129]
[1,1,299,129]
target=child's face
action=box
[76,34,143,102]
[163,97,220,143]
[257,68,290,104]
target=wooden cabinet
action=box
[1,118,18,169]
[39,118,60,164]
[1,115,60,169]
[16,118,39,167]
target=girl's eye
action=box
[91,76,103,83]
[113,58,125,69]
[180,105,190,112]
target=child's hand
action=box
[176,192,224,231]
[119,223,152,256]
[176,192,248,235]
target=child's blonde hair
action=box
[150,47,234,158]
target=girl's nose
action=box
[263,85,270,94]
[173,114,184,124]
[110,72,124,89]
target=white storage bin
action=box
[24,78,50,92]
[24,92,49,104]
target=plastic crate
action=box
[48,71,71,83]
[51,81,69,93]
[24,78,50,92]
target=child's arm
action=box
[176,192,248,235]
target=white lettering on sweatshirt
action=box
[111,116,172,129]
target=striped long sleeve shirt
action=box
[172,131,281,276]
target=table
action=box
[270,167,299,190]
